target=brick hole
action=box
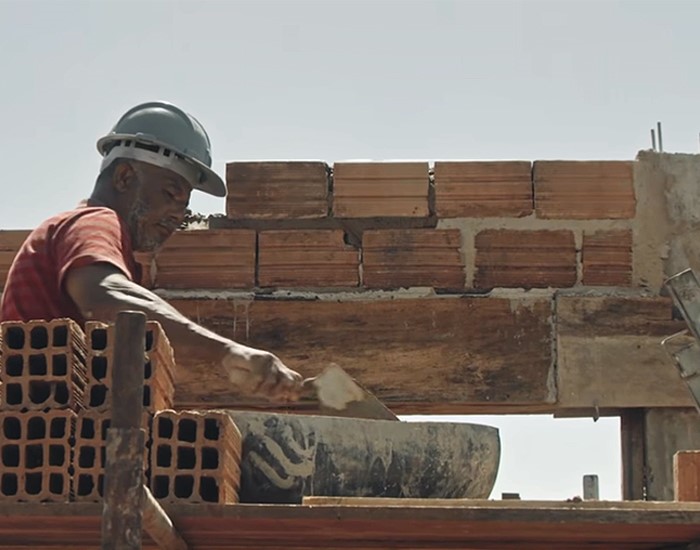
[27,416,46,439]
[4,326,25,349]
[199,477,219,503]
[50,417,67,439]
[204,418,220,440]
[52,355,67,376]
[201,447,219,470]
[1,474,18,496]
[98,474,104,497]
[5,355,23,376]
[25,444,43,469]
[100,447,106,467]
[174,475,194,498]
[6,384,22,405]
[143,385,151,407]
[145,331,154,352]
[100,419,111,440]
[156,445,171,467]
[30,326,49,349]
[90,385,107,407]
[28,381,51,404]
[25,472,42,495]
[79,447,95,468]
[153,475,169,498]
[77,474,94,496]
[91,328,107,351]
[49,473,64,494]
[80,418,95,439]
[49,445,65,466]
[144,360,152,380]
[158,417,174,439]
[3,417,21,439]
[177,447,196,469]
[54,383,69,405]
[28,355,47,376]
[178,419,196,442]
[52,325,68,347]
[2,445,19,467]
[91,357,108,380]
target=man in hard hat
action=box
[1,101,303,401]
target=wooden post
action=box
[620,409,646,500]
[101,311,147,550]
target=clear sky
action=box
[3,0,699,500]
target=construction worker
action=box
[0,101,303,402]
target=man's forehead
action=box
[139,162,192,193]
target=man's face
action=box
[124,162,192,252]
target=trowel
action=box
[303,364,399,421]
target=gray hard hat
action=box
[96,101,226,197]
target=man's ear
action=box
[112,162,136,193]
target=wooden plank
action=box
[5,501,700,549]
[621,409,647,501]
[333,162,429,217]
[474,229,577,288]
[534,160,635,219]
[434,161,533,218]
[362,229,464,289]
[168,296,554,412]
[556,296,691,409]
[258,230,359,287]
[226,161,329,220]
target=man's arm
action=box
[64,263,302,400]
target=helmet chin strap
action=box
[100,141,203,189]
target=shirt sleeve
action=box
[53,208,136,290]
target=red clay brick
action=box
[258,230,360,288]
[155,229,256,289]
[434,161,533,218]
[362,229,464,289]
[333,162,429,218]
[0,230,29,289]
[151,410,241,504]
[84,321,175,413]
[72,411,151,502]
[582,229,633,286]
[534,161,635,219]
[474,229,577,289]
[0,319,87,412]
[0,410,74,502]
[226,161,329,219]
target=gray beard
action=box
[127,198,163,252]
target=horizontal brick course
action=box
[333,162,429,218]
[0,319,87,412]
[84,321,175,414]
[434,161,533,218]
[534,160,635,219]
[362,229,464,289]
[258,230,360,287]
[151,410,241,504]
[154,229,256,289]
[0,410,75,502]
[474,229,577,289]
[582,229,633,286]
[226,161,329,219]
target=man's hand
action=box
[221,343,304,402]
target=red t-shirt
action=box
[0,206,140,325]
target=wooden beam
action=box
[102,311,147,550]
[168,296,555,412]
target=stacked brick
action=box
[0,317,240,505]
[150,410,241,504]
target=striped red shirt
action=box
[1,206,140,325]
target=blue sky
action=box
[3,0,700,500]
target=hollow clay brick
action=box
[582,229,633,286]
[151,410,241,504]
